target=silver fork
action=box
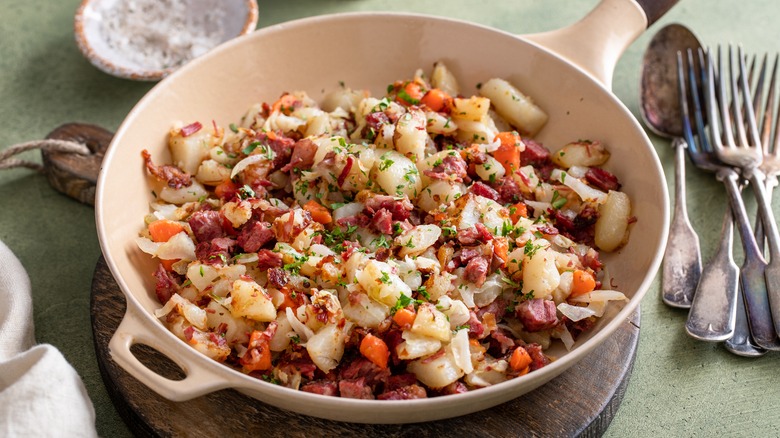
[680,48,740,342]
[753,54,780,251]
[705,45,780,349]
[725,54,771,356]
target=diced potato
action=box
[169,125,217,174]
[269,311,294,352]
[425,110,458,135]
[407,347,464,388]
[341,292,390,329]
[205,300,253,346]
[424,270,455,301]
[595,190,631,251]
[396,331,442,360]
[357,260,412,307]
[396,224,442,258]
[474,155,505,183]
[187,263,219,291]
[306,323,348,373]
[551,140,610,169]
[394,108,427,162]
[374,149,422,198]
[451,96,491,122]
[479,78,548,136]
[522,247,561,299]
[229,279,276,322]
[196,159,232,185]
[430,61,460,97]
[410,303,451,342]
[417,180,466,212]
[454,117,497,144]
[159,180,208,205]
[437,296,471,329]
[221,200,252,228]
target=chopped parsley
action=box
[397,87,420,105]
[551,190,567,210]
[237,184,255,200]
[391,294,423,315]
[283,254,309,275]
[524,240,542,258]
[379,153,395,171]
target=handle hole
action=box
[130,343,186,381]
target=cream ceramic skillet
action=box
[96,0,675,423]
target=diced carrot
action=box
[420,88,451,112]
[272,94,298,115]
[359,334,389,369]
[397,81,425,105]
[510,345,533,372]
[571,269,597,297]
[214,179,239,201]
[393,307,416,329]
[303,200,332,224]
[148,219,185,243]
[241,330,273,372]
[492,237,508,267]
[509,202,528,223]
[160,259,177,271]
[493,131,522,175]
[277,287,303,312]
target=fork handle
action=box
[719,169,780,350]
[662,138,702,308]
[685,205,736,340]
[747,172,780,338]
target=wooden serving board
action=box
[90,257,640,438]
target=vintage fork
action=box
[679,49,740,342]
[704,45,780,349]
[753,54,780,250]
[725,54,772,356]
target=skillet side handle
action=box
[634,0,680,26]
[522,0,676,89]
[108,306,236,401]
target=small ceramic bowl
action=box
[74,0,258,81]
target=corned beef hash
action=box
[136,62,634,400]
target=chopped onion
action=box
[135,232,196,261]
[551,169,607,204]
[156,232,197,261]
[567,165,589,179]
[557,302,597,321]
[230,154,268,179]
[450,329,474,374]
[558,324,576,351]
[234,253,259,264]
[154,293,208,330]
[332,202,364,221]
[524,200,552,216]
[587,300,608,317]
[568,290,628,303]
[285,307,314,342]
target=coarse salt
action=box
[98,0,226,71]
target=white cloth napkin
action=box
[0,240,98,437]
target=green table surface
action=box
[3,0,780,436]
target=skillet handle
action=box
[108,306,238,401]
[522,0,677,89]
[634,0,679,26]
